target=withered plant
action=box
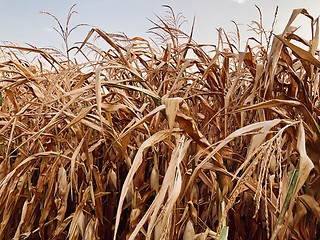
[0,5,319,240]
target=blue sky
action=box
[1,0,320,51]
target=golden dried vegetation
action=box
[0,5,320,240]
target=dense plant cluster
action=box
[0,5,319,240]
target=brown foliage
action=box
[0,5,319,240]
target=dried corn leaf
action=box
[113,130,171,240]
[275,35,320,67]
[295,121,314,193]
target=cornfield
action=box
[0,5,320,240]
